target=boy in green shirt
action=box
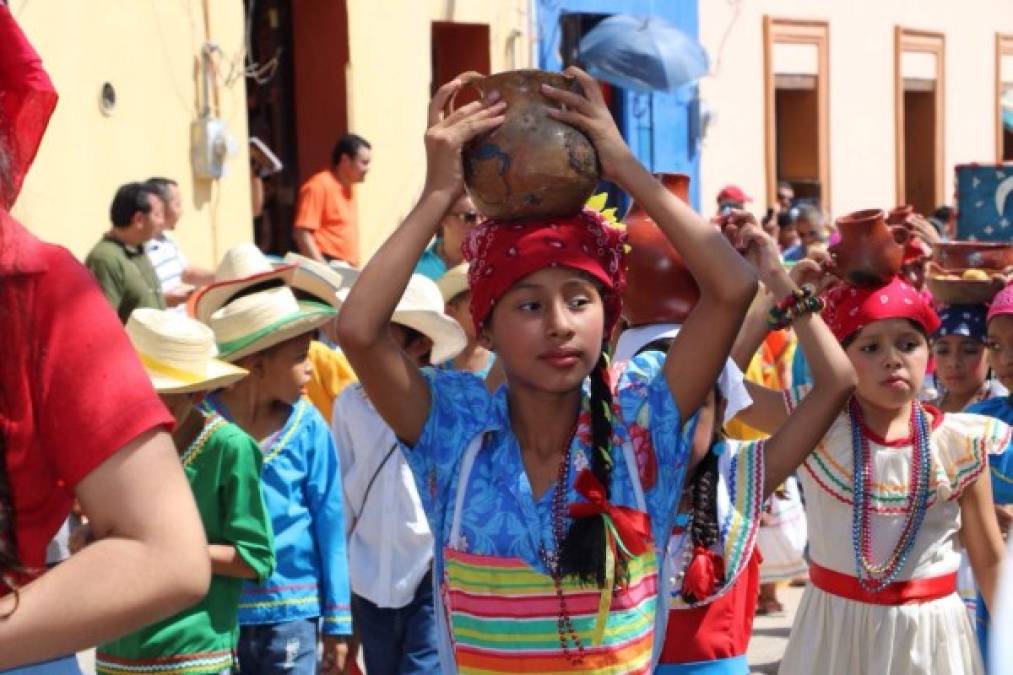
[93,308,275,673]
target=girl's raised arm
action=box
[726,221,856,497]
[336,80,505,445]
[544,68,756,419]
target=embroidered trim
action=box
[180,413,227,467]
[263,400,306,464]
[95,649,234,674]
[238,594,319,610]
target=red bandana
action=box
[823,276,941,343]
[462,208,628,333]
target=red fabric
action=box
[569,468,651,556]
[822,276,940,343]
[0,215,173,593]
[659,550,760,663]
[681,546,726,602]
[0,4,58,208]
[809,562,956,605]
[462,208,627,333]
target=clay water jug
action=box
[887,204,914,226]
[622,173,700,326]
[830,209,909,286]
[455,70,600,221]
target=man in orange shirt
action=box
[293,134,371,266]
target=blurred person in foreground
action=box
[0,5,210,670]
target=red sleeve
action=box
[32,246,173,488]
[293,178,323,232]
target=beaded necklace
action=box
[537,425,585,665]
[848,399,932,592]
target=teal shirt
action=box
[414,241,447,280]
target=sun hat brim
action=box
[191,265,297,323]
[392,308,467,364]
[218,300,337,362]
[436,270,469,304]
[281,252,355,310]
[139,353,250,394]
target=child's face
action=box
[932,335,988,397]
[255,332,314,405]
[482,266,604,394]
[387,322,433,368]
[845,319,929,411]
[987,315,1013,391]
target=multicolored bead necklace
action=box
[848,398,931,593]
[537,427,585,665]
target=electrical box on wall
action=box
[191,116,236,180]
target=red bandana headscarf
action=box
[462,208,628,333]
[823,276,941,343]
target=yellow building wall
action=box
[698,0,1013,218]
[10,0,253,266]
[345,0,534,260]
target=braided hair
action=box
[558,343,621,588]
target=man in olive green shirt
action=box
[86,182,166,322]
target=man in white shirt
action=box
[331,275,466,675]
[144,177,213,309]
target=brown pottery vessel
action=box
[455,69,600,221]
[887,204,914,227]
[622,173,700,326]
[830,209,909,286]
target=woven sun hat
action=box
[282,252,358,310]
[338,274,467,364]
[327,258,362,290]
[192,242,296,322]
[126,308,249,394]
[436,263,470,304]
[207,285,337,363]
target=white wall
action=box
[698,0,1013,218]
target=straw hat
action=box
[192,243,296,322]
[282,252,358,310]
[339,274,466,364]
[126,308,249,394]
[207,285,337,362]
[435,263,470,304]
[327,259,362,290]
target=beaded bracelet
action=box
[767,285,823,330]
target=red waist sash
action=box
[809,563,956,606]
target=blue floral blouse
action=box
[401,351,695,573]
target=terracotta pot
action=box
[455,70,600,221]
[932,241,1013,271]
[829,209,909,286]
[622,173,700,326]
[887,204,914,227]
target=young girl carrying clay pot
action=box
[337,67,760,673]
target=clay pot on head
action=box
[887,204,915,227]
[455,69,601,221]
[829,209,909,286]
[623,173,700,326]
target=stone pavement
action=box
[747,582,804,674]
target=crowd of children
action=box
[6,4,1013,674]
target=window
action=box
[763,18,830,210]
[894,28,944,215]
[997,34,1013,162]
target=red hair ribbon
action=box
[569,468,652,558]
